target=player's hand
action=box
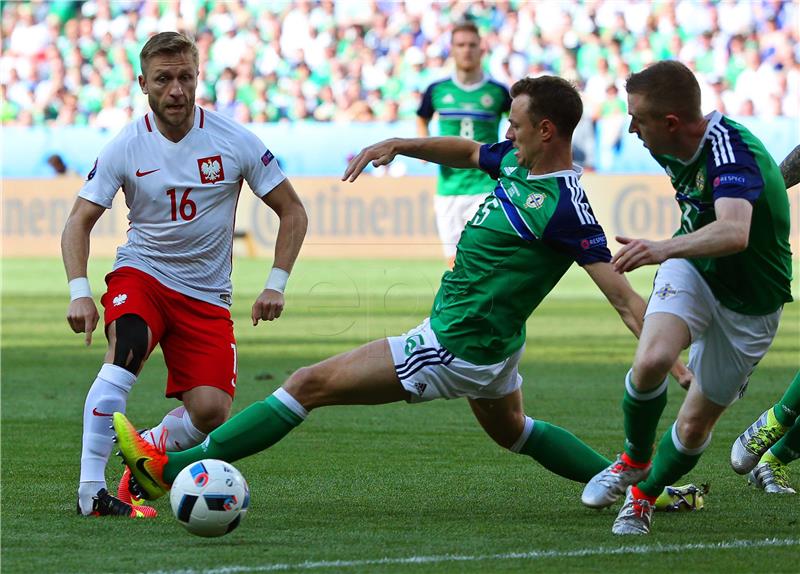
[252,289,285,325]
[342,139,398,182]
[612,236,670,273]
[670,362,694,391]
[66,297,99,346]
[675,370,694,391]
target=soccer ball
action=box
[169,459,250,537]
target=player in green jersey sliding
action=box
[112,76,692,510]
[417,21,511,269]
[581,61,793,535]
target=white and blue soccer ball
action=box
[169,459,250,537]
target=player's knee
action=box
[632,349,674,388]
[493,432,518,450]
[479,412,525,450]
[284,365,329,409]
[674,417,712,449]
[498,418,526,449]
[187,402,229,434]
[112,314,149,375]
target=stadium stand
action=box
[1,0,798,175]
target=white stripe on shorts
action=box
[395,346,454,381]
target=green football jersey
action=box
[651,111,793,315]
[418,76,511,196]
[429,141,612,365]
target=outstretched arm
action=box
[780,145,800,189]
[342,137,481,182]
[61,197,106,345]
[584,261,693,388]
[252,178,308,325]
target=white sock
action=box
[143,406,207,452]
[78,364,136,514]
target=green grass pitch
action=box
[2,257,798,573]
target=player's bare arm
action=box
[612,197,752,273]
[584,261,646,337]
[61,197,106,345]
[780,144,800,189]
[252,178,308,326]
[343,137,481,182]
[584,261,694,389]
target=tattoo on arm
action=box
[780,145,800,189]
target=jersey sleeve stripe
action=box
[495,184,537,241]
[709,124,736,166]
[566,177,597,225]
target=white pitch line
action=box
[143,537,800,574]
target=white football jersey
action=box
[79,107,286,307]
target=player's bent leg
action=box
[673,383,726,449]
[473,391,614,483]
[107,314,152,374]
[625,313,689,461]
[614,383,724,533]
[583,313,692,511]
[632,313,690,392]
[468,390,525,449]
[77,315,153,515]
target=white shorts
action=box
[646,258,782,406]
[434,194,489,258]
[387,318,524,402]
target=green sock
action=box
[769,420,800,465]
[773,371,800,427]
[638,424,705,498]
[517,417,612,483]
[622,370,668,463]
[164,393,305,483]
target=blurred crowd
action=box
[2,0,798,135]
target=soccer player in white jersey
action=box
[62,32,308,518]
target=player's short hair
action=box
[451,21,480,39]
[626,61,702,120]
[140,32,199,76]
[510,76,582,137]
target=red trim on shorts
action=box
[199,107,205,128]
[144,114,152,132]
